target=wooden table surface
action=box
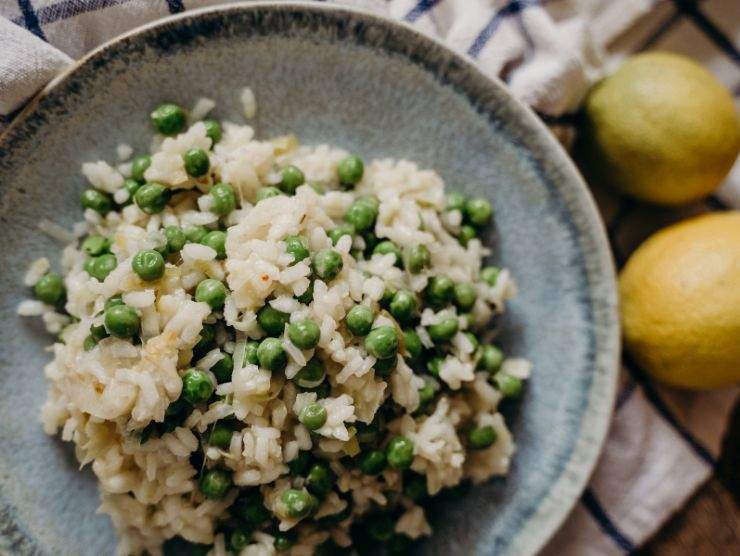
[639,400,739,554]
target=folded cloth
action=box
[1,0,738,553]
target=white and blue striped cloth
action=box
[1,1,738,553]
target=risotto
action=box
[19,90,530,556]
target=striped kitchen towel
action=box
[1,0,738,553]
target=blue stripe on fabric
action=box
[581,488,637,552]
[468,0,538,58]
[18,0,136,27]
[672,0,740,64]
[404,0,443,23]
[637,9,682,51]
[17,0,46,40]
[623,353,717,467]
[165,0,185,14]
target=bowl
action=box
[0,2,619,554]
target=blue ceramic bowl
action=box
[0,3,618,554]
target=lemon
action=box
[576,52,740,205]
[619,212,740,389]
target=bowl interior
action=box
[0,4,618,555]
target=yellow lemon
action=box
[576,52,740,205]
[619,212,740,389]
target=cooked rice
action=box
[20,93,530,556]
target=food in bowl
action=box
[18,91,530,555]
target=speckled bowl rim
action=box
[0,3,620,555]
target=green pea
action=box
[404,244,430,274]
[211,352,233,383]
[299,402,327,431]
[417,378,436,409]
[256,337,287,372]
[90,323,109,342]
[234,491,270,525]
[480,266,500,286]
[83,335,97,351]
[181,368,214,405]
[346,305,374,336]
[130,155,151,183]
[279,165,305,194]
[81,235,111,256]
[337,155,364,187]
[312,249,343,281]
[104,304,140,338]
[194,323,216,354]
[151,103,186,136]
[295,280,314,304]
[427,356,443,377]
[328,222,355,246]
[199,468,231,499]
[345,197,378,233]
[105,296,124,310]
[134,182,168,214]
[81,189,112,215]
[372,240,402,265]
[284,235,309,265]
[201,230,226,260]
[122,178,142,204]
[366,514,394,543]
[163,226,186,253]
[305,462,334,498]
[34,272,64,305]
[273,533,296,552]
[364,326,398,360]
[288,319,321,349]
[402,329,423,362]
[359,450,386,475]
[465,197,493,227]
[464,332,479,352]
[386,436,414,470]
[453,283,477,312]
[468,425,497,449]
[209,183,236,216]
[389,290,417,323]
[289,451,312,476]
[427,317,459,344]
[203,119,222,145]
[494,373,523,398]
[374,354,397,378]
[244,340,260,365]
[294,358,325,388]
[132,249,165,281]
[380,287,396,307]
[458,224,477,247]
[256,187,282,202]
[403,473,428,502]
[257,306,289,336]
[229,530,251,552]
[195,279,227,309]
[446,191,467,212]
[477,345,504,374]
[87,254,117,281]
[280,489,318,519]
[208,421,234,449]
[182,148,210,177]
[181,227,205,246]
[425,275,454,308]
